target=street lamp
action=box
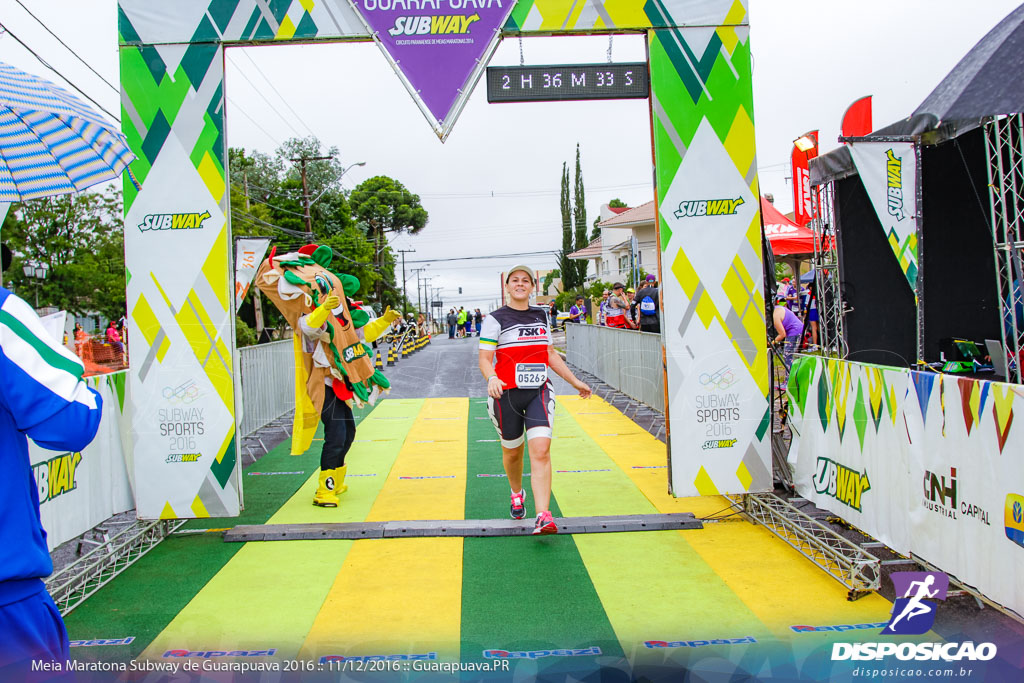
[342,161,367,177]
[310,161,367,206]
[22,261,49,308]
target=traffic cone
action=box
[387,344,396,366]
[375,347,384,369]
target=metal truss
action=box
[735,493,880,599]
[767,346,795,491]
[46,519,186,616]
[811,181,848,358]
[985,113,1024,383]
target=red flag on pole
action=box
[841,95,873,138]
[791,130,819,227]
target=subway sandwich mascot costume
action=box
[256,244,398,506]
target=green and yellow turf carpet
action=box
[63,397,900,678]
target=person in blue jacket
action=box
[0,287,103,676]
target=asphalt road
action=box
[382,331,577,399]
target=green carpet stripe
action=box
[61,402,384,663]
[552,400,769,656]
[136,399,423,660]
[268,398,424,525]
[459,398,623,674]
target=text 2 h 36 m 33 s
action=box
[486,63,649,103]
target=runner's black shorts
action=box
[487,381,555,448]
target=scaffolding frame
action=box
[733,493,881,600]
[46,519,185,616]
[985,113,1024,384]
[811,181,847,358]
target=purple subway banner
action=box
[350,0,514,129]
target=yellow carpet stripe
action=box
[298,398,468,662]
[550,396,767,664]
[138,399,419,661]
[560,396,893,641]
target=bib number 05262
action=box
[515,363,547,388]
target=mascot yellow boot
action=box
[313,465,347,507]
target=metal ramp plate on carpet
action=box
[223,513,702,542]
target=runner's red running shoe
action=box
[533,510,557,535]
[510,489,526,520]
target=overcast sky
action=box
[2,0,1021,314]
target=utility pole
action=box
[253,288,265,339]
[409,267,427,315]
[290,154,333,241]
[242,171,251,211]
[396,248,415,316]
[421,277,432,326]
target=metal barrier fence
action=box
[238,340,295,436]
[565,324,664,412]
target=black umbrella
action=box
[913,3,1024,124]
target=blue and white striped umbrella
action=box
[0,60,134,202]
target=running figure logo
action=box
[880,571,949,635]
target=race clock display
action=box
[486,63,649,103]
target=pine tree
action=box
[573,144,589,286]
[558,162,576,290]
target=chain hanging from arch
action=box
[607,34,613,63]
[519,36,524,66]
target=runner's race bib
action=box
[515,363,547,388]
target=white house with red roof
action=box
[568,201,656,285]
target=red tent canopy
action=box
[762,197,827,255]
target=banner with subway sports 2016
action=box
[117,0,767,517]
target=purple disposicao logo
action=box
[880,571,949,635]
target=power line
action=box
[12,0,119,94]
[226,95,281,147]
[232,209,374,267]
[237,48,316,138]
[415,181,652,199]
[404,250,557,265]
[225,52,303,139]
[0,22,119,122]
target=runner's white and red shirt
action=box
[479,305,552,389]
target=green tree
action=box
[349,176,428,301]
[542,268,561,296]
[627,267,647,289]
[235,316,257,347]
[586,279,614,299]
[573,144,589,286]
[557,162,576,290]
[2,187,126,319]
[230,141,378,333]
[229,147,283,205]
[277,136,345,200]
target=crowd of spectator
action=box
[69,315,128,374]
[775,277,819,349]
[447,307,483,339]
[558,274,661,334]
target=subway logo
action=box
[1005,493,1024,548]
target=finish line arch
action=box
[116,0,768,519]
